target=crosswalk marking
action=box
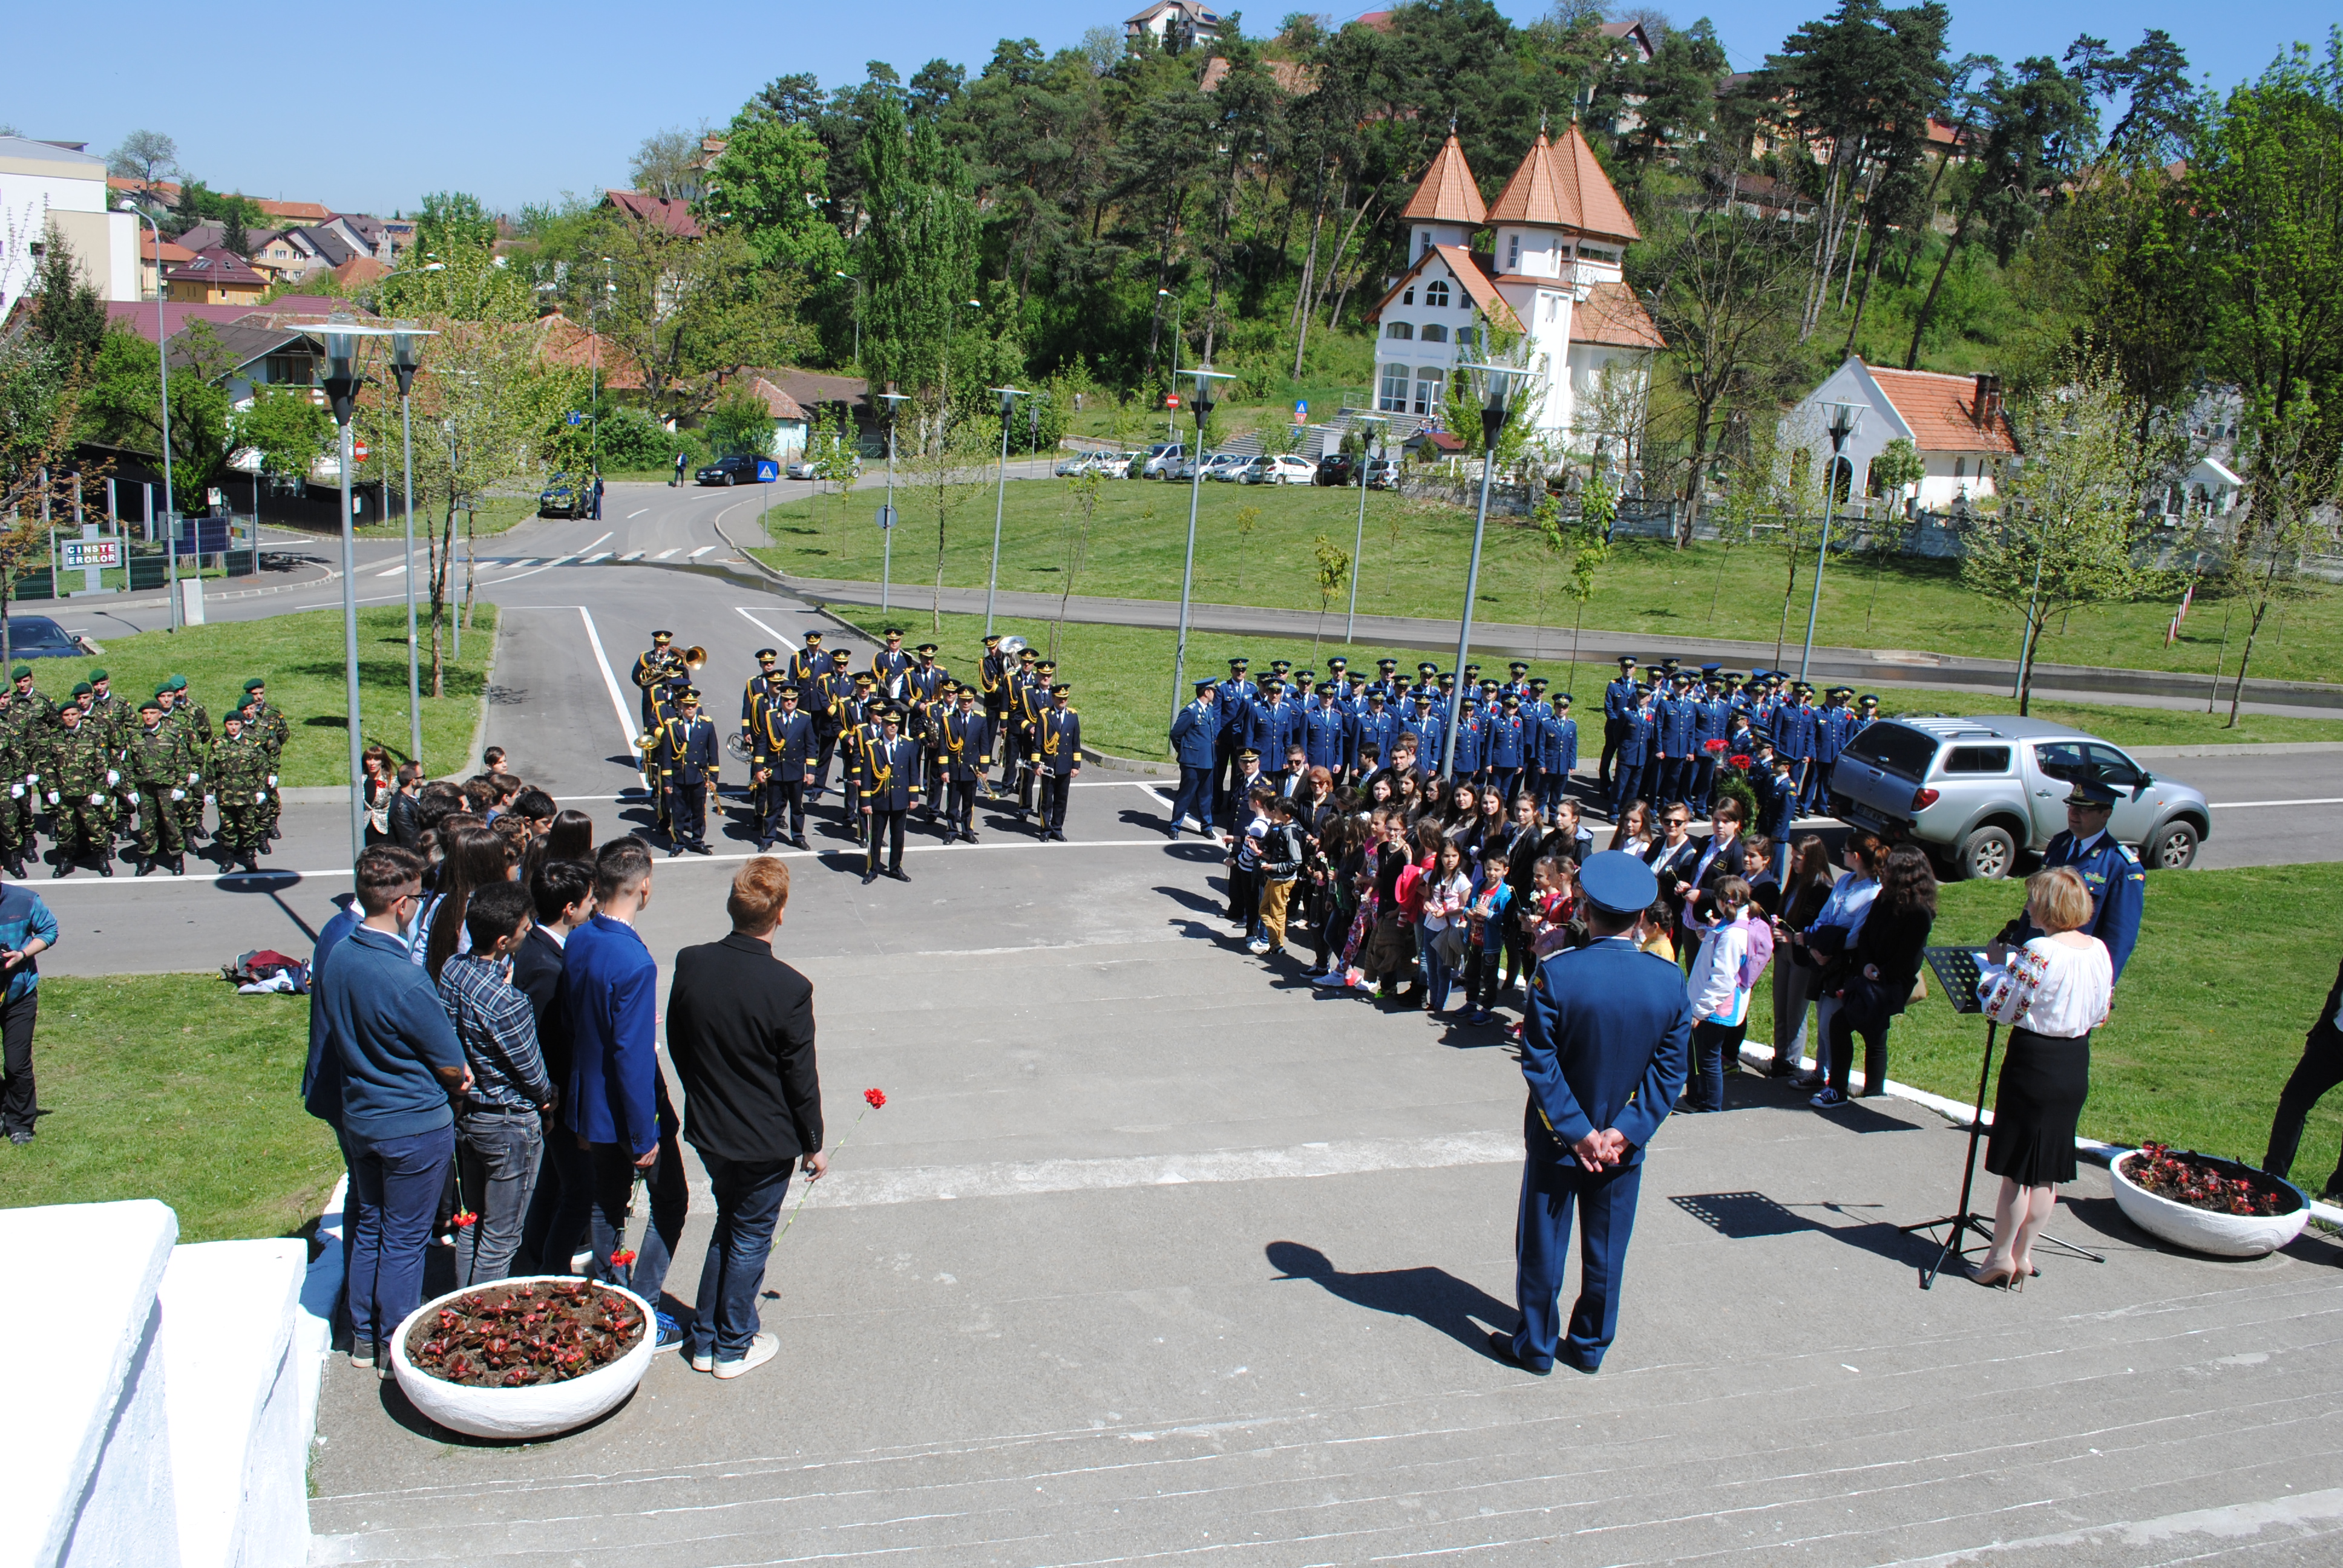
[654,547,678,560]
[373,563,408,578]
[688,545,714,558]
[618,549,644,561]
[582,551,612,564]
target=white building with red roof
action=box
[1795,356,2020,511]
[1366,125,1662,452]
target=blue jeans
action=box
[454,1108,542,1287]
[346,1122,456,1347]
[1690,1018,1745,1111]
[687,1153,796,1361]
[1171,765,1213,832]
[520,1123,596,1275]
[1422,927,1460,1011]
[589,1077,690,1313]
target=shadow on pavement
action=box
[1266,1240,1516,1356]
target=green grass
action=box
[824,606,2343,764]
[1745,864,2343,1190]
[757,480,2343,687]
[1,978,337,1243]
[79,603,497,782]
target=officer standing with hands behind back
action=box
[1987,780,2145,983]
[1494,850,1689,1377]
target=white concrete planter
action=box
[2111,1151,2309,1259]
[390,1277,654,1440]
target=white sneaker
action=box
[689,1348,715,1373]
[713,1333,779,1380]
[1246,939,1272,955]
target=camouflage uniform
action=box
[0,710,30,875]
[157,688,210,842]
[211,722,271,870]
[123,709,191,872]
[4,675,55,848]
[240,687,290,842]
[44,712,116,874]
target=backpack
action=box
[1737,916,1774,993]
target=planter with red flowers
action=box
[2110,1143,2308,1259]
[390,1276,656,1439]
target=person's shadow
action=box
[1266,1241,1516,1356]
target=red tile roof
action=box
[1199,56,1317,94]
[108,174,183,204]
[603,189,703,239]
[165,249,270,287]
[746,376,810,422]
[536,315,646,390]
[252,197,332,222]
[1364,246,1523,335]
[1866,365,2017,454]
[138,232,197,265]
[1570,280,1664,350]
[1485,123,1639,243]
[332,256,387,288]
[1400,133,1487,226]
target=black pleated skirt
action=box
[1985,1027,2091,1187]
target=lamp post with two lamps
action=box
[1438,362,1527,780]
[1168,365,1238,722]
[1794,399,1864,685]
[983,385,1032,638]
[1344,413,1386,642]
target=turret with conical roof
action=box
[1400,131,1486,267]
[1486,122,1639,282]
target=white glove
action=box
[170,788,185,801]
[88,792,104,806]
[7,785,18,799]
[45,791,57,805]
[106,769,119,785]
[204,793,215,805]
[254,791,266,805]
[187,771,200,785]
[266,775,277,788]
[22,774,34,785]
[126,790,137,803]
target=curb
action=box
[2126,741,2343,759]
[1081,746,1175,778]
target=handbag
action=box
[1837,973,1896,1034]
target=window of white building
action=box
[1420,324,1448,342]
[1425,278,1450,308]
[1506,234,1519,271]
[1379,363,1411,413]
[1414,369,1444,416]
[1384,321,1413,339]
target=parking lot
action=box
[1057,442,1400,488]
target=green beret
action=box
[138,696,162,713]
[70,682,91,697]
[243,678,266,692]
[10,665,28,680]
[88,668,108,683]
[166,675,188,690]
[153,684,173,702]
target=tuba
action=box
[997,635,1027,661]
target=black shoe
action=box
[756,839,773,853]
[791,836,811,851]
[169,856,183,877]
[136,857,155,877]
[886,867,909,882]
[960,832,978,844]
[7,1128,32,1145]
[689,841,713,855]
[669,846,683,858]
[1486,1330,1552,1376]
[97,855,113,877]
[50,863,67,878]
[243,853,261,873]
[861,870,877,885]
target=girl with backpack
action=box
[1680,877,1765,1112]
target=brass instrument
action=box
[683,645,708,674]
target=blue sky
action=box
[16,2,2319,217]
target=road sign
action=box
[566,411,585,426]
[754,457,781,483]
[63,539,121,570]
[875,505,897,531]
[1295,399,1308,421]
[1165,393,1181,408]
[352,439,370,463]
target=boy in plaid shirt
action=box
[436,881,554,1284]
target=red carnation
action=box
[864,1087,888,1109]
[608,1248,637,1270]
[1703,738,1728,752]
[1729,754,1753,769]
[451,1210,479,1230]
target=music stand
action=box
[1899,946,2105,1289]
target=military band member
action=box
[940,687,992,843]
[1033,683,1081,842]
[859,705,920,884]
[632,629,685,731]
[810,648,858,806]
[749,684,817,851]
[46,701,116,877]
[1011,655,1050,813]
[871,627,915,700]
[741,648,787,737]
[784,629,826,687]
[654,688,718,855]
[906,643,948,708]
[212,707,274,873]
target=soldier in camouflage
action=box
[61,683,120,866]
[3,668,53,852]
[0,693,30,879]
[212,706,274,873]
[44,702,116,877]
[237,678,289,844]
[155,679,209,844]
[125,693,191,877]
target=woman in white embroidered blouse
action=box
[1974,866,2112,1289]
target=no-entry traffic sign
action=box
[352,440,370,463]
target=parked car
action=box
[1143,443,1188,479]
[696,455,761,486]
[3,615,91,661]
[1054,453,1093,477]
[1363,457,1402,490]
[1240,454,1317,486]
[1314,453,1358,487]
[1205,452,1252,482]
[537,473,591,518]
[1828,713,2210,880]
[1171,450,1222,482]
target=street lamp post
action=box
[118,200,175,603]
[877,387,908,615]
[1344,413,1386,642]
[589,258,612,474]
[836,272,863,368]
[1158,287,1183,442]
[983,385,1030,637]
[1169,365,1238,724]
[1439,364,1525,779]
[1794,401,1864,685]
[389,323,435,766]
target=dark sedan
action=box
[695,455,761,486]
[1314,453,1357,487]
[537,474,591,518]
[1,615,89,661]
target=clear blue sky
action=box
[15,2,2318,218]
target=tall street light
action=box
[1344,413,1386,642]
[1795,400,1865,685]
[836,272,863,368]
[983,385,1031,637]
[1439,362,1527,780]
[589,258,612,474]
[116,199,174,555]
[876,385,908,615]
[389,322,436,766]
[1169,364,1238,724]
[319,316,405,863]
[1158,287,1182,442]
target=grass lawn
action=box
[757,479,2343,686]
[1743,863,2343,1192]
[1,978,336,1243]
[821,606,2343,764]
[80,603,497,783]
[271,495,537,544]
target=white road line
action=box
[614,838,1188,866]
[687,545,714,559]
[625,509,647,519]
[572,606,647,755]
[652,548,678,560]
[582,551,612,564]
[484,532,610,589]
[617,550,644,562]
[372,563,409,578]
[2209,797,2343,809]
[732,606,796,651]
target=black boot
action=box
[170,854,185,876]
[136,855,156,877]
[96,852,113,877]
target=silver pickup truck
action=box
[1827,714,2210,881]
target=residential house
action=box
[600,189,703,240]
[136,229,197,299]
[168,319,329,407]
[1365,125,1664,454]
[1125,1,1221,51]
[100,296,360,346]
[0,136,140,316]
[1792,357,2019,511]
[163,248,269,305]
[730,366,875,448]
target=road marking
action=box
[571,606,647,754]
[625,509,647,519]
[582,551,612,564]
[482,532,609,589]
[372,562,409,578]
[688,545,714,559]
[652,548,678,560]
[1881,1486,2343,1567]
[732,606,796,651]
[617,550,644,561]
[2209,797,2343,809]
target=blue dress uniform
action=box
[784,635,827,688]
[1758,760,1799,842]
[870,636,916,700]
[939,699,993,841]
[739,655,787,739]
[1168,685,1219,836]
[1599,661,1639,791]
[1998,799,2148,981]
[655,696,719,854]
[1033,696,1082,840]
[747,694,817,848]
[1401,704,1443,770]
[1536,702,1579,817]
[1653,687,1698,808]
[1353,699,1401,774]
[632,633,684,733]
[859,721,922,881]
[906,652,948,706]
[1256,693,1305,786]
[1303,696,1351,777]
[1772,694,1818,807]
[1212,664,1259,817]
[1502,852,1689,1374]
[810,660,857,803]
[1812,693,1856,812]
[1447,701,1486,780]
[1689,687,1731,812]
[1610,704,1653,818]
[1485,702,1527,803]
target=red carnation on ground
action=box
[864,1087,887,1108]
